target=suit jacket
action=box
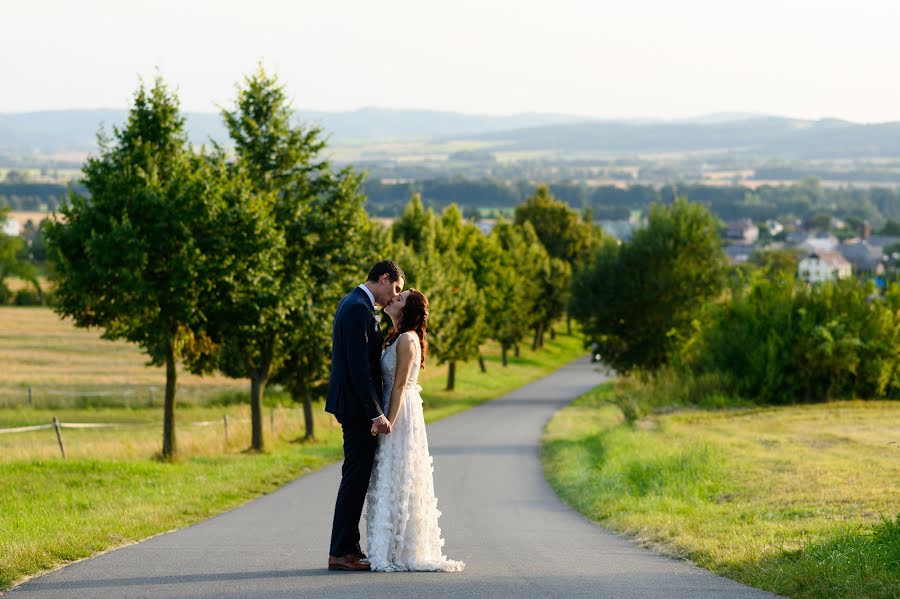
[325,287,385,422]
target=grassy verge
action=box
[541,383,900,599]
[1,322,585,591]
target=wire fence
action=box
[0,385,247,409]
[0,407,301,458]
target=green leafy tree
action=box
[515,185,594,337]
[45,78,222,458]
[216,66,353,451]
[0,207,35,303]
[514,184,598,266]
[392,193,438,254]
[571,198,726,372]
[270,167,373,441]
[427,266,485,390]
[490,220,543,365]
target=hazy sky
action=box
[3,0,900,122]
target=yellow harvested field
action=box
[0,307,246,407]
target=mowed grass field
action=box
[542,384,900,599]
[0,306,586,590]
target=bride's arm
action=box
[387,332,417,426]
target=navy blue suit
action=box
[326,286,385,557]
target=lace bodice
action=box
[381,333,421,394]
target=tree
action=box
[45,78,222,458]
[489,220,542,365]
[514,185,598,266]
[270,167,373,441]
[0,206,37,303]
[515,185,597,336]
[215,66,343,451]
[427,266,485,390]
[392,193,437,254]
[570,198,726,372]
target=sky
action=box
[3,0,900,122]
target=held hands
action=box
[371,415,391,436]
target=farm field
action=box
[0,307,248,408]
[542,384,900,599]
[0,306,586,590]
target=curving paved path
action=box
[9,357,778,598]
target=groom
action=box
[326,259,405,571]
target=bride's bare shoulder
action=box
[397,331,418,353]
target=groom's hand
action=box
[371,415,391,435]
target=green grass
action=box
[541,384,900,599]
[0,314,585,591]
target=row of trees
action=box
[45,71,601,458]
[47,71,373,457]
[570,197,900,403]
[363,176,900,225]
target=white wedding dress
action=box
[365,335,465,572]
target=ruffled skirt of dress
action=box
[365,385,465,572]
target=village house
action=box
[798,251,852,283]
[725,218,759,244]
[839,241,885,276]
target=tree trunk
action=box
[303,388,315,440]
[446,361,456,391]
[532,326,540,351]
[514,343,520,358]
[549,326,556,340]
[501,344,508,367]
[162,336,177,458]
[249,338,275,451]
[478,354,486,373]
[250,375,265,451]
[567,314,572,335]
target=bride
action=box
[365,289,465,573]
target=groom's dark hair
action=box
[367,259,405,283]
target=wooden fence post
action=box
[223,415,229,446]
[52,417,65,458]
[270,407,275,437]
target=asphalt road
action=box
[8,357,779,598]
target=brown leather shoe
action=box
[328,553,371,571]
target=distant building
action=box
[725,218,759,244]
[724,244,755,265]
[476,220,496,235]
[800,233,840,253]
[798,251,852,283]
[1,218,20,237]
[840,241,885,275]
[599,220,639,242]
[866,235,900,249]
[765,219,784,237]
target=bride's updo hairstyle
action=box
[384,289,428,369]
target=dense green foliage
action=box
[686,274,900,402]
[570,198,726,372]
[44,79,229,457]
[211,67,373,449]
[42,72,584,454]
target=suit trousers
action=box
[329,416,379,557]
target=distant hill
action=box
[446,116,900,159]
[0,108,586,155]
[3,108,900,161]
